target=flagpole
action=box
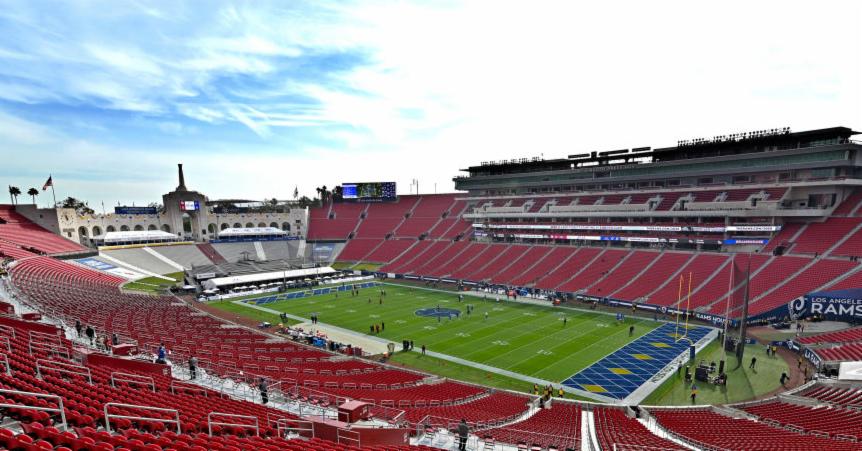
[50,179,57,208]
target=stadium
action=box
[1,124,862,451]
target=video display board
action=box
[341,182,396,201]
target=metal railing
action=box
[207,412,259,437]
[0,353,9,375]
[170,380,208,397]
[111,372,156,392]
[337,428,361,447]
[0,335,11,352]
[277,418,315,439]
[104,402,181,434]
[0,324,16,339]
[0,388,67,431]
[36,359,92,384]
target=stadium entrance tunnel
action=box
[415,307,461,318]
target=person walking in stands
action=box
[85,325,95,346]
[258,378,269,404]
[457,419,469,451]
[112,333,119,346]
[75,320,82,337]
[156,344,167,364]
[749,356,757,370]
[102,335,111,352]
[189,355,198,380]
[421,344,426,355]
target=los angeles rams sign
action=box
[789,288,862,321]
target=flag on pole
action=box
[293,186,299,199]
[42,176,53,191]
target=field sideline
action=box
[211,282,663,385]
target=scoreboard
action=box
[179,200,200,211]
[342,182,396,201]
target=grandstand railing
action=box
[104,402,181,434]
[277,418,315,439]
[111,372,156,392]
[336,427,361,448]
[0,353,9,375]
[35,359,92,384]
[466,428,581,451]
[170,379,209,397]
[0,388,67,431]
[207,412,259,437]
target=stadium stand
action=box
[0,205,85,255]
[741,400,862,441]
[798,326,862,345]
[593,407,684,450]
[195,242,228,265]
[650,407,861,450]
[211,242,258,263]
[482,401,581,450]
[815,343,862,361]
[100,248,178,275]
[149,244,212,268]
[801,385,862,406]
[792,217,862,255]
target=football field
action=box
[214,282,663,385]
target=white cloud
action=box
[0,0,859,206]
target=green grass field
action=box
[212,283,661,385]
[642,340,789,405]
[122,272,184,293]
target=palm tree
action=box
[27,188,39,205]
[8,186,20,205]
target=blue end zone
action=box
[415,307,461,318]
[561,322,711,400]
[244,281,381,305]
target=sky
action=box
[0,0,860,208]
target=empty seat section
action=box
[594,407,684,450]
[483,402,581,449]
[379,240,435,273]
[535,248,598,290]
[652,408,859,451]
[612,252,692,301]
[648,253,728,307]
[492,246,553,285]
[336,238,382,261]
[557,249,628,292]
[364,239,415,263]
[435,243,492,278]
[751,259,857,314]
[466,245,530,282]
[798,326,862,345]
[589,251,660,298]
[409,241,469,275]
[793,218,862,254]
[742,400,862,441]
[511,247,577,287]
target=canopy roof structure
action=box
[202,266,336,289]
[217,227,286,237]
[102,230,179,244]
